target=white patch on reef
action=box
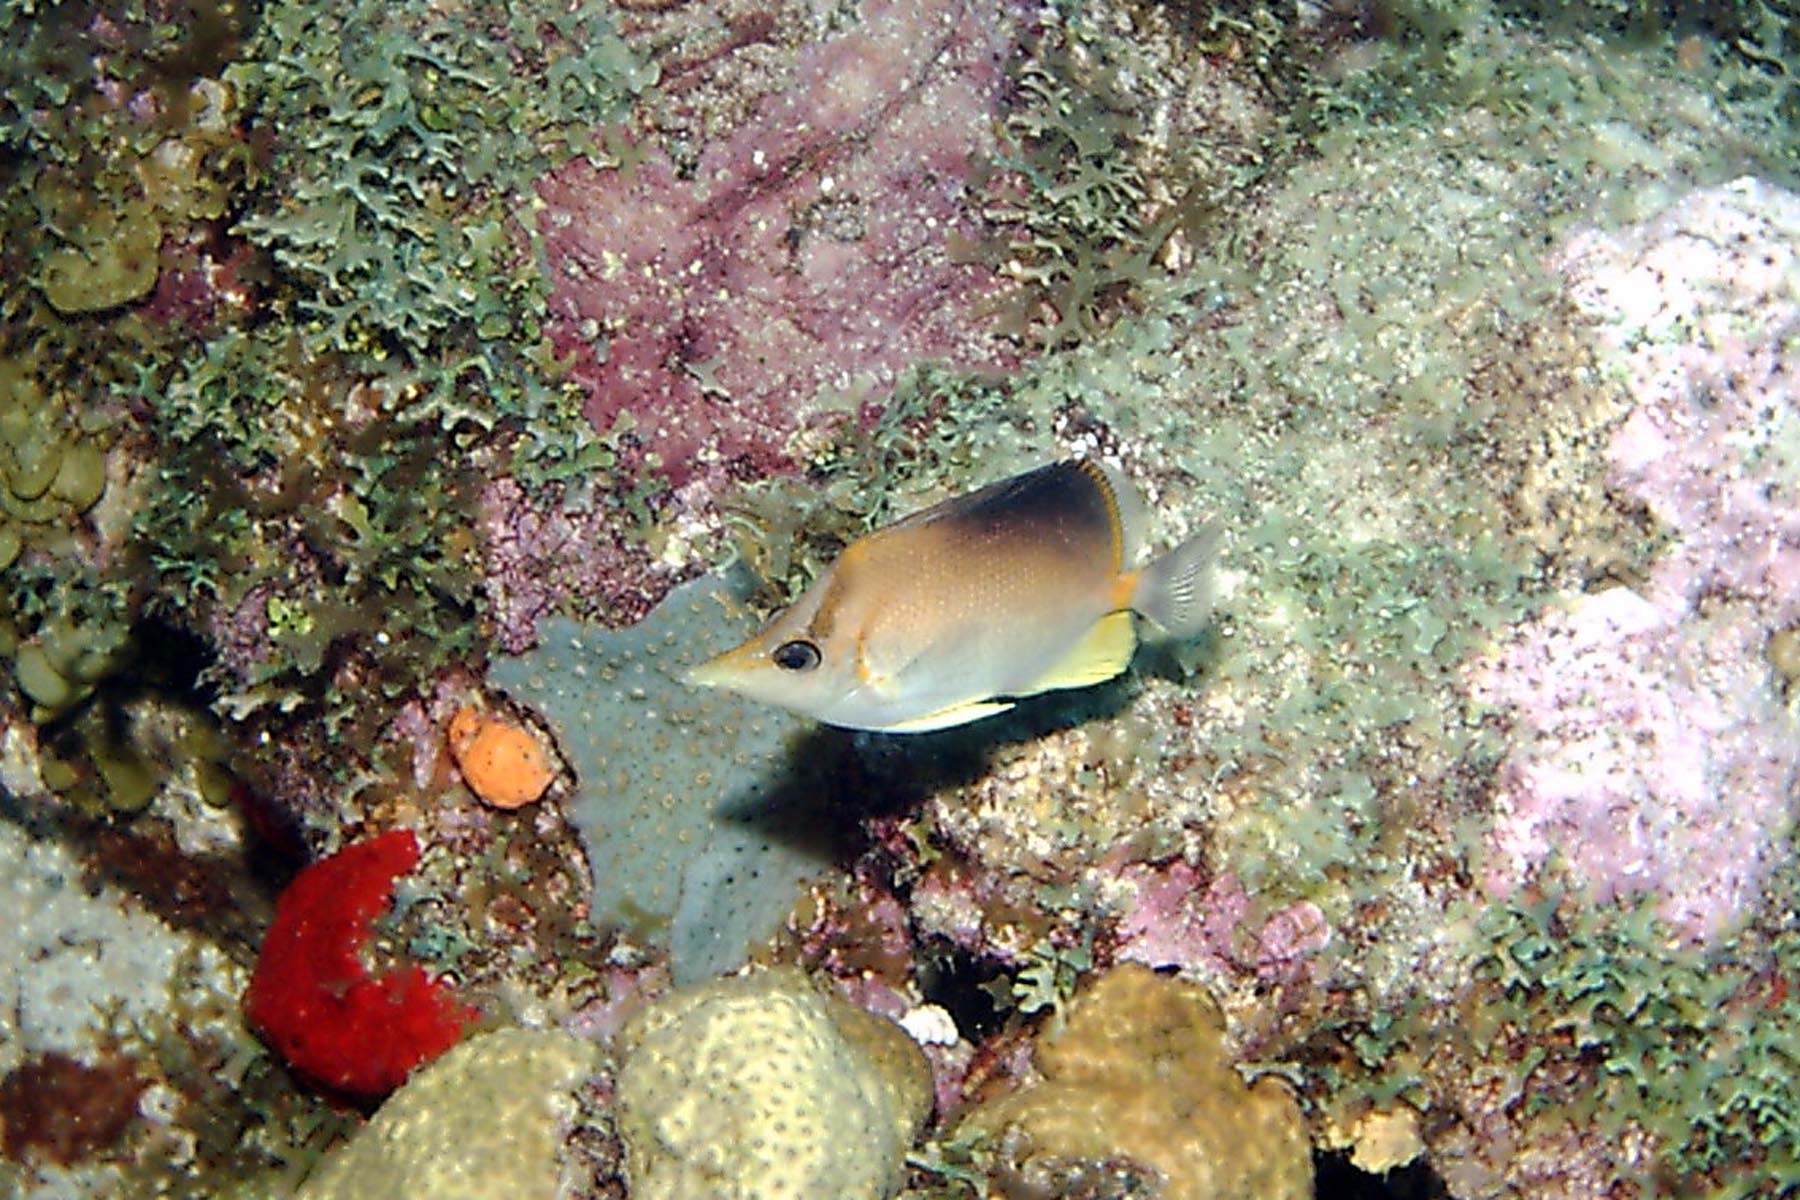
[0,814,246,1079]
[898,1002,960,1047]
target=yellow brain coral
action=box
[614,967,931,1200]
[963,963,1313,1200]
[447,706,555,810]
[297,1027,599,1200]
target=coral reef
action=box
[961,964,1312,1200]
[475,474,674,654]
[295,1027,600,1200]
[38,201,162,316]
[851,9,1798,1197]
[228,0,652,354]
[1471,588,1796,940]
[135,326,490,749]
[614,966,930,1200]
[958,6,1273,349]
[1335,1105,1426,1175]
[0,355,112,554]
[0,758,355,1198]
[1373,174,1800,1198]
[119,0,650,822]
[1114,860,1332,987]
[6,0,1800,1195]
[1447,888,1800,1194]
[0,0,257,812]
[244,830,477,1099]
[3,2,250,329]
[0,347,138,739]
[0,802,244,1083]
[3,566,134,727]
[489,572,851,983]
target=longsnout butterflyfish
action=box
[687,458,1218,733]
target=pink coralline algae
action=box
[1471,178,1800,942]
[477,476,676,652]
[1115,860,1332,985]
[1115,861,1243,978]
[140,228,258,331]
[787,874,917,1021]
[536,0,1017,489]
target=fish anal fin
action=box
[1027,609,1137,694]
[882,698,1017,734]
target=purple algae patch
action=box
[535,0,1019,490]
[1470,179,1800,942]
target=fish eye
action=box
[772,639,822,672]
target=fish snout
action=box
[684,655,729,689]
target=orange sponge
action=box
[448,707,555,810]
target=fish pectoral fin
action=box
[1026,609,1138,694]
[880,698,1017,734]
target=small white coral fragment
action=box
[1349,1106,1425,1174]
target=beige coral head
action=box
[963,963,1313,1200]
[614,966,931,1200]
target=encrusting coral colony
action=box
[0,0,1796,1197]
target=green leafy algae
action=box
[228,0,654,356]
[112,0,662,765]
[1473,887,1800,1192]
[135,329,487,748]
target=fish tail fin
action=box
[1132,524,1220,638]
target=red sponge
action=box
[244,830,476,1099]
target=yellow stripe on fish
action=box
[687,459,1218,733]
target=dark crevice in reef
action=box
[917,940,1014,1043]
[122,614,220,706]
[1314,1150,1452,1200]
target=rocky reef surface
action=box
[1,0,1797,1197]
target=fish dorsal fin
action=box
[1072,459,1137,573]
[880,697,1017,734]
[882,459,1140,574]
[1025,608,1138,694]
[1072,460,1144,572]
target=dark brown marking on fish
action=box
[903,460,1125,575]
